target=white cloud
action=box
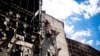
[42,0,73,20]
[87,40,93,45]
[81,39,87,43]
[96,40,100,45]
[80,39,94,46]
[71,17,81,21]
[69,17,81,23]
[42,0,100,20]
[80,0,100,18]
[84,13,90,19]
[70,29,91,40]
[99,26,100,30]
[64,25,74,35]
[80,39,94,45]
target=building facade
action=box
[41,11,69,56]
[66,38,100,56]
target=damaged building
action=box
[0,0,69,56]
[0,0,99,56]
[0,0,42,56]
[41,11,69,56]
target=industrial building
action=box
[66,38,100,56]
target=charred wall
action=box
[0,0,42,56]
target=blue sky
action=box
[42,0,100,51]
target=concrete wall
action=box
[42,11,69,56]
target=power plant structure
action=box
[0,0,69,56]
